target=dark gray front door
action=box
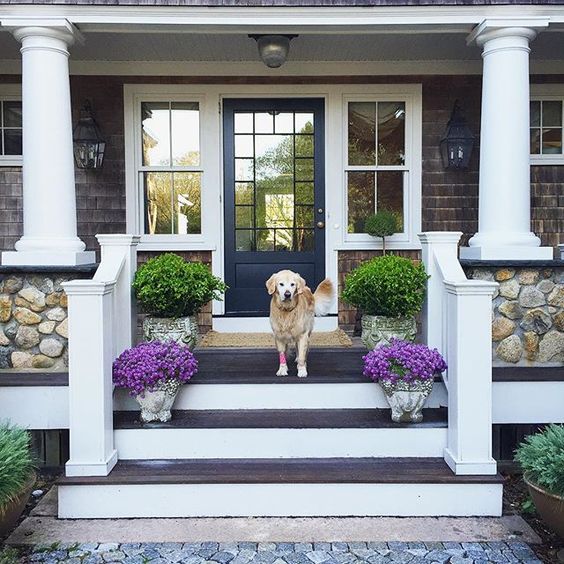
[223,98,326,316]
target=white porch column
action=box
[0,19,94,266]
[461,19,552,261]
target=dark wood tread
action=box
[113,408,448,430]
[58,457,504,486]
[0,371,69,387]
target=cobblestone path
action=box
[26,541,543,564]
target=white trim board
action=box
[58,482,503,518]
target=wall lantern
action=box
[73,101,106,169]
[440,101,474,170]
[249,34,297,68]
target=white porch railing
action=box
[62,235,140,477]
[419,232,498,475]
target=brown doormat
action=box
[199,329,353,348]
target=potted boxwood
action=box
[113,341,198,423]
[515,425,564,539]
[0,423,36,537]
[341,254,428,349]
[364,210,400,255]
[133,253,227,348]
[363,339,447,423]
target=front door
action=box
[223,98,325,316]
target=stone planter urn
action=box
[143,315,199,349]
[0,472,35,537]
[135,380,182,423]
[361,314,417,350]
[379,378,434,423]
[524,476,564,539]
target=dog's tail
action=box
[313,278,334,316]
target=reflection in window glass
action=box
[378,102,405,165]
[171,102,200,166]
[377,171,404,231]
[347,171,375,234]
[530,100,564,156]
[348,102,375,166]
[1,100,23,157]
[142,102,171,166]
[234,113,253,134]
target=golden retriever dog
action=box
[265,270,334,378]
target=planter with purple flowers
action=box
[113,341,198,423]
[363,339,447,423]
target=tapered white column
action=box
[462,19,552,260]
[0,20,94,266]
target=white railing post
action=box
[62,280,117,477]
[444,281,499,475]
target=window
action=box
[345,100,407,234]
[140,101,201,235]
[0,98,22,165]
[530,99,563,158]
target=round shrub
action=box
[133,253,227,318]
[515,424,564,496]
[0,423,35,512]
[341,255,428,317]
[364,210,400,239]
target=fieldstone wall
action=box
[466,265,564,366]
[0,271,93,370]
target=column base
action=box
[460,245,554,261]
[444,448,498,476]
[1,250,96,266]
[65,449,118,477]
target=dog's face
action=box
[266,270,306,303]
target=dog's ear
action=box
[296,276,307,295]
[265,274,277,295]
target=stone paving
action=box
[25,541,543,564]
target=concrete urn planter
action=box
[143,315,199,349]
[524,476,564,539]
[379,378,434,423]
[361,314,417,350]
[135,381,182,423]
[0,472,35,537]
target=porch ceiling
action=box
[0,29,563,62]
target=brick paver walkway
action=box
[26,541,542,564]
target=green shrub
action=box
[364,211,400,255]
[341,255,428,317]
[515,424,564,497]
[0,423,35,513]
[133,253,227,318]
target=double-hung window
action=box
[530,85,564,165]
[0,87,22,166]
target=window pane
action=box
[348,102,375,166]
[142,102,170,166]
[235,206,253,229]
[173,172,201,234]
[296,182,314,204]
[530,101,540,127]
[296,206,314,229]
[275,113,294,134]
[542,128,562,155]
[235,182,254,205]
[171,102,199,166]
[295,113,314,134]
[144,172,172,234]
[378,102,405,165]
[295,135,314,157]
[275,228,293,251]
[255,112,274,134]
[234,113,253,134]
[295,229,314,252]
[295,158,314,181]
[236,230,253,251]
[257,229,274,251]
[3,101,22,128]
[4,130,22,155]
[235,135,254,158]
[542,101,562,127]
[347,171,375,234]
[235,158,254,181]
[530,129,541,154]
[256,177,294,229]
[377,171,404,231]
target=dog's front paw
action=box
[276,364,288,377]
[297,366,308,378]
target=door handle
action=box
[316,221,325,229]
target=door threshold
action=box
[212,316,338,333]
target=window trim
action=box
[0,84,22,167]
[530,84,564,166]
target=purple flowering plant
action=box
[363,338,447,384]
[112,341,198,396]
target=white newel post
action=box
[443,281,499,475]
[461,19,552,261]
[0,19,94,266]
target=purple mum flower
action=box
[363,338,447,385]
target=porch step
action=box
[113,408,448,459]
[58,458,504,518]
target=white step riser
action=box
[114,383,448,411]
[114,427,447,460]
[58,483,503,518]
[212,317,338,332]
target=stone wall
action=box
[466,265,564,366]
[0,270,93,370]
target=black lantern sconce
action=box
[73,101,106,169]
[440,101,474,170]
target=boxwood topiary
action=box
[364,210,400,255]
[515,424,564,497]
[133,253,227,318]
[0,423,35,512]
[341,254,428,318]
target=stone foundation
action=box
[465,263,564,366]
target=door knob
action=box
[316,221,325,229]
